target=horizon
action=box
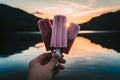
[0,0,120,24]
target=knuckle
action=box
[48,66,53,70]
[29,59,36,66]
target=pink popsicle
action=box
[38,19,52,51]
[50,15,67,57]
[62,23,80,54]
[50,15,67,48]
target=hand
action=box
[28,52,66,80]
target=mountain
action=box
[0,4,40,31]
[80,10,120,30]
[0,4,42,54]
[79,10,120,52]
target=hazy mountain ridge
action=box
[0,4,40,31]
[0,4,42,54]
[80,10,120,30]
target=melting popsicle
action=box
[38,19,52,51]
[62,23,80,54]
[50,15,67,57]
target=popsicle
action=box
[62,23,80,54]
[50,15,67,57]
[38,19,52,51]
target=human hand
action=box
[28,52,66,80]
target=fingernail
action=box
[59,65,64,70]
[63,60,66,63]
[54,54,59,59]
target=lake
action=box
[0,31,120,80]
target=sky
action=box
[0,0,120,24]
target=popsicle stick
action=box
[55,49,61,66]
[51,49,61,66]
[56,49,61,57]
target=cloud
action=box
[88,0,97,7]
[34,0,120,24]
[32,11,44,15]
[1,0,120,23]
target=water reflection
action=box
[0,31,120,54]
[0,37,120,80]
[13,31,120,34]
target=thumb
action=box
[46,54,59,69]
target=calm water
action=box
[0,31,120,80]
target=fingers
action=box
[59,58,66,64]
[53,64,65,75]
[53,67,60,75]
[53,53,66,63]
[61,55,64,58]
[34,52,52,65]
[54,54,59,59]
[46,54,59,69]
[58,64,65,70]
[32,52,66,69]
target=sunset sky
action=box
[1,0,120,24]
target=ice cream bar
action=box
[62,23,80,54]
[50,15,67,57]
[38,19,52,51]
[50,15,67,48]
